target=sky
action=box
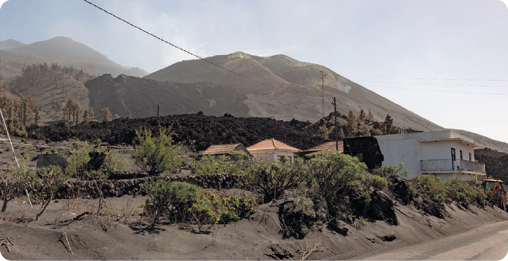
[1,0,508,143]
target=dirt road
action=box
[361,220,508,260]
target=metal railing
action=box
[420,159,485,173]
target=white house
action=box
[246,139,301,163]
[344,130,486,181]
[375,130,486,181]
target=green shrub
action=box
[132,127,184,175]
[65,141,92,180]
[446,178,487,206]
[307,151,367,205]
[13,165,70,221]
[102,150,127,173]
[365,174,389,191]
[409,175,447,204]
[374,162,408,178]
[244,158,310,203]
[142,180,199,227]
[0,170,16,212]
[192,150,252,175]
[357,216,369,227]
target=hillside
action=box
[0,39,25,50]
[451,129,508,154]
[145,52,443,132]
[86,74,249,119]
[0,37,148,78]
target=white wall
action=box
[375,130,481,179]
[249,150,298,162]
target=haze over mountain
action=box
[145,52,443,132]
[0,37,148,79]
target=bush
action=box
[102,150,127,173]
[365,174,389,191]
[0,170,16,212]
[244,158,310,203]
[132,127,184,175]
[13,165,70,221]
[142,180,199,227]
[409,175,447,204]
[446,178,486,206]
[307,151,368,205]
[192,150,251,175]
[65,141,92,180]
[374,162,408,178]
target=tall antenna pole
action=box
[333,97,338,151]
[320,71,326,118]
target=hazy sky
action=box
[1,0,508,143]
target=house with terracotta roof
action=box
[200,143,252,159]
[301,141,343,157]
[246,138,301,163]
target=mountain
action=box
[451,129,508,154]
[0,37,148,78]
[145,52,443,132]
[86,74,249,118]
[0,39,25,50]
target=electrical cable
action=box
[351,76,508,82]
[83,0,277,90]
[365,85,508,96]
[358,81,508,88]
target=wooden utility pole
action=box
[333,97,338,151]
[157,104,160,127]
[320,71,326,118]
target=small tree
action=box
[100,107,113,122]
[244,158,310,203]
[142,180,199,228]
[132,127,184,175]
[0,170,16,212]
[358,109,366,122]
[367,109,374,122]
[13,165,70,221]
[346,111,357,137]
[307,151,367,215]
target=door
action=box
[451,148,456,170]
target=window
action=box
[277,155,286,163]
[469,153,471,161]
[460,150,463,160]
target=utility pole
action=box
[157,104,160,127]
[320,71,326,118]
[333,97,338,151]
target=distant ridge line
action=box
[83,0,276,89]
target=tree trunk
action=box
[36,197,52,221]
[1,198,9,212]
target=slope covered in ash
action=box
[86,74,250,119]
[2,37,147,77]
[145,52,442,132]
[27,113,325,151]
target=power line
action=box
[359,80,508,88]
[367,86,508,96]
[351,76,508,82]
[83,0,276,90]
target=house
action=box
[343,130,486,181]
[246,139,301,163]
[301,141,344,157]
[200,143,252,159]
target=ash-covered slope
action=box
[3,37,148,77]
[0,39,25,50]
[145,52,442,132]
[451,129,508,154]
[86,74,249,119]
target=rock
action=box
[368,191,399,225]
[328,219,349,236]
[378,232,396,242]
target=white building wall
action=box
[249,150,298,162]
[375,130,481,179]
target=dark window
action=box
[460,150,463,159]
[469,153,472,161]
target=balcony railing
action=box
[420,159,485,173]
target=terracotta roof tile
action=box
[246,139,301,152]
[303,141,343,154]
[201,143,243,155]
